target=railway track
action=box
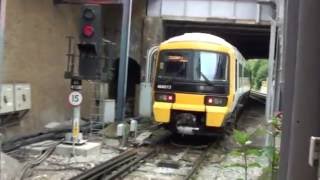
[183,146,211,180]
[69,132,219,180]
[69,148,156,180]
[125,141,215,180]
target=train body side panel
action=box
[153,102,171,123]
[206,106,229,127]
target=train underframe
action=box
[160,94,249,137]
[161,110,233,137]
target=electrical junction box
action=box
[0,84,14,114]
[14,83,31,111]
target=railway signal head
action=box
[78,4,103,81]
[80,4,102,46]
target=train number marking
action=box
[157,85,172,90]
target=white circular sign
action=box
[68,91,83,106]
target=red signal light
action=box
[82,24,95,37]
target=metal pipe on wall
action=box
[115,0,133,122]
[265,20,276,147]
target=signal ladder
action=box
[88,81,106,140]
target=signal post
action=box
[62,4,104,150]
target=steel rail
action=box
[183,144,212,180]
[88,155,137,180]
[69,149,137,180]
[104,148,156,180]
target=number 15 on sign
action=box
[69,91,83,106]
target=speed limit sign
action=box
[68,91,83,106]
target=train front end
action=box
[153,39,236,136]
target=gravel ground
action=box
[196,99,269,180]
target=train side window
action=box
[243,64,251,88]
[239,63,243,87]
[244,64,250,78]
[235,59,238,90]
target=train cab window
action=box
[196,51,227,81]
[157,50,228,83]
[158,51,190,79]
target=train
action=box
[152,33,250,136]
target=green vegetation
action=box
[265,115,282,179]
[230,114,282,180]
[231,129,265,180]
[246,59,268,90]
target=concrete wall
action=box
[0,0,150,137]
[141,16,164,78]
[0,0,85,137]
[102,1,148,116]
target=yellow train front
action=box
[153,33,250,136]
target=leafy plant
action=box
[264,114,282,177]
[227,113,282,180]
[231,129,264,180]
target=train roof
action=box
[162,33,234,48]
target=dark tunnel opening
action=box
[110,57,141,116]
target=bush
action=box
[246,60,268,90]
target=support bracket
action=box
[309,136,320,167]
[53,0,121,5]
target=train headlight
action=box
[205,96,228,106]
[155,93,175,103]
